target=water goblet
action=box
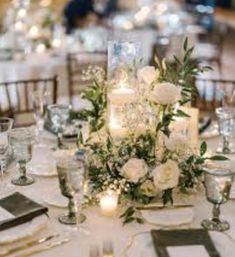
[10,128,35,186]
[32,90,50,144]
[48,104,70,149]
[0,117,13,184]
[201,168,234,231]
[56,156,86,225]
[216,107,235,154]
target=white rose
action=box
[140,180,158,197]
[121,158,148,183]
[137,66,158,85]
[164,131,189,153]
[150,82,181,105]
[152,160,180,190]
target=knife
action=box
[15,238,70,257]
[136,204,194,210]
[0,233,59,257]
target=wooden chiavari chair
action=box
[67,51,107,109]
[0,76,58,126]
[192,78,235,118]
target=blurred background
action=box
[0,0,235,126]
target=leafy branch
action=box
[79,78,107,133]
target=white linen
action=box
[0,206,14,222]
[0,215,48,244]
[141,207,194,226]
[167,246,210,257]
[3,132,235,257]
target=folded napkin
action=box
[141,207,194,227]
[151,229,221,257]
[0,192,48,231]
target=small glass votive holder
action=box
[99,190,119,217]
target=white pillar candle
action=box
[100,191,118,216]
[171,117,189,134]
[109,87,136,104]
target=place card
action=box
[151,229,221,257]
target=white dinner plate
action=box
[44,193,68,208]
[141,207,194,227]
[27,163,57,177]
[0,215,48,244]
[125,230,235,257]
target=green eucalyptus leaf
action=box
[200,141,207,156]
[209,155,229,161]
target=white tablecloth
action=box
[3,133,235,257]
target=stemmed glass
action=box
[0,118,13,185]
[48,104,70,149]
[10,128,35,186]
[32,90,50,144]
[216,107,235,154]
[56,156,86,225]
[201,167,234,231]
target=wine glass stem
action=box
[68,197,76,219]
[223,136,230,153]
[57,133,62,149]
[212,204,221,223]
[19,161,27,179]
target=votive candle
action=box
[100,191,118,216]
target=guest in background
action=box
[185,0,216,31]
[217,0,231,8]
[63,0,100,33]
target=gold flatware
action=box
[15,238,70,257]
[136,204,194,211]
[0,234,59,257]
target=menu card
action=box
[151,229,221,257]
[0,192,48,231]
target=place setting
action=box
[1,0,235,256]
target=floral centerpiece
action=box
[78,39,227,224]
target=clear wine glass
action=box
[216,107,235,154]
[10,128,35,186]
[201,168,234,231]
[48,104,70,149]
[56,156,86,225]
[0,118,13,186]
[32,90,50,144]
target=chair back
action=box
[0,76,58,125]
[192,78,235,117]
[67,51,107,104]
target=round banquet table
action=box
[3,133,235,257]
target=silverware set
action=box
[90,240,114,257]
[0,233,70,257]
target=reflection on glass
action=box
[10,128,35,186]
[32,90,50,144]
[201,168,234,231]
[216,107,235,154]
[0,118,13,184]
[48,104,70,149]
